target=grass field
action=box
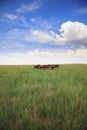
[0,64,87,130]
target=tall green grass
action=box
[0,65,87,130]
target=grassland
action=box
[0,64,87,130]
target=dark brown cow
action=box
[49,64,59,69]
[34,65,40,69]
[54,64,59,68]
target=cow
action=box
[51,64,59,69]
[54,64,59,68]
[34,65,40,69]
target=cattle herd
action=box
[34,64,59,69]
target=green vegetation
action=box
[0,65,87,130]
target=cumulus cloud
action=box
[60,21,87,45]
[16,1,40,13]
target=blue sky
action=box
[0,0,87,64]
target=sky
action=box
[0,0,87,65]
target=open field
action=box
[0,64,87,130]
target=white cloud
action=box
[76,49,87,57]
[0,49,87,65]
[25,30,65,45]
[67,48,87,57]
[28,49,54,57]
[16,1,40,13]
[5,14,17,21]
[60,21,87,45]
